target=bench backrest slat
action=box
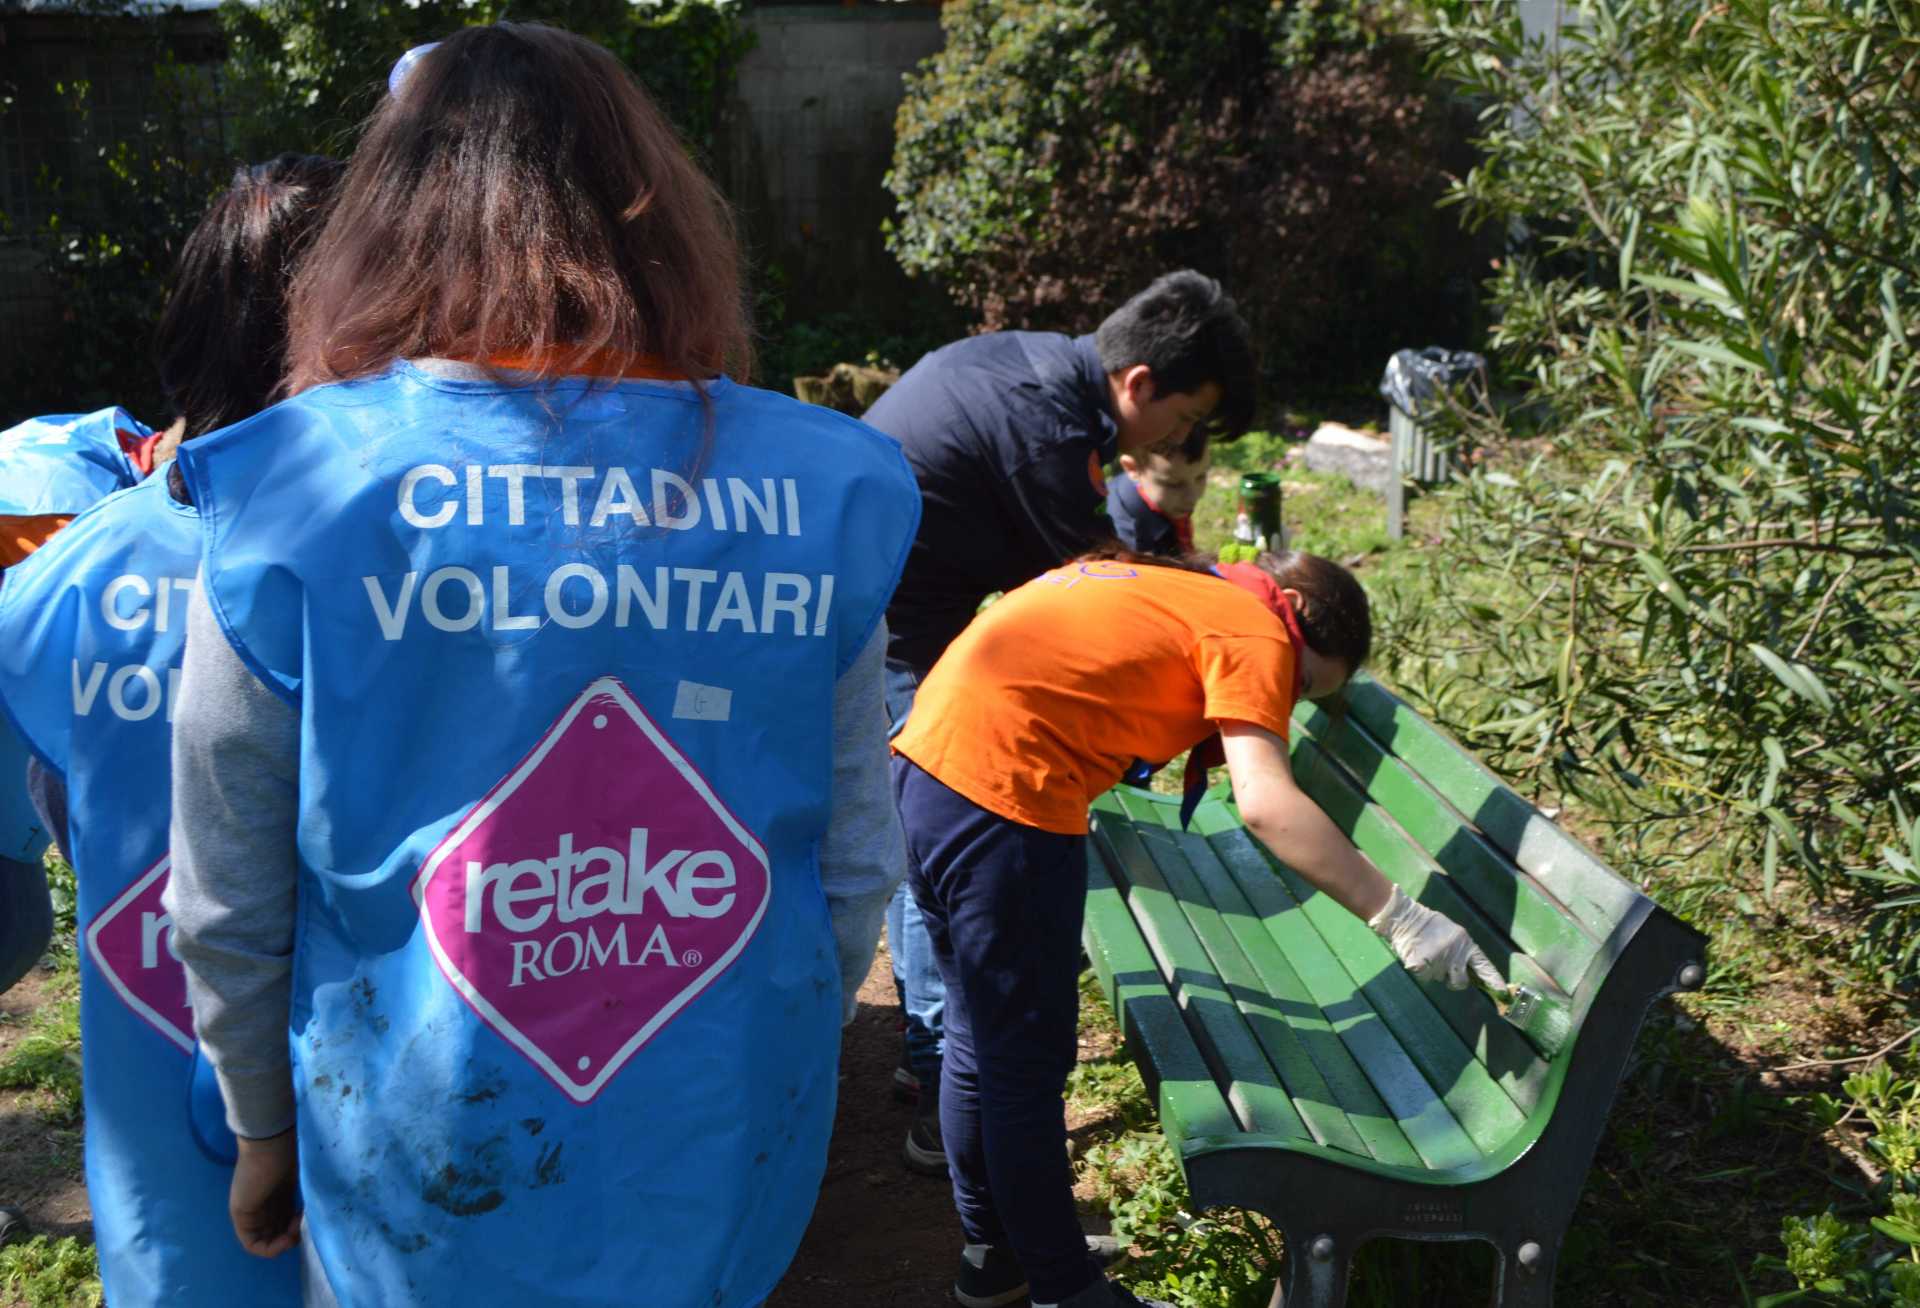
[1279,740,1561,1099]
[1338,679,1644,931]
[1291,703,1604,994]
[1083,855,1244,1150]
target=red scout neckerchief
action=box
[1178,563,1309,828]
[1134,481,1196,552]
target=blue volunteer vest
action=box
[0,406,152,518]
[0,473,301,1306]
[0,407,153,864]
[180,363,920,1308]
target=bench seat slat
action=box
[1293,702,1601,992]
[1281,741,1559,1110]
[1167,829,1428,1169]
[1202,817,1534,1161]
[1339,680,1643,932]
[1096,815,1314,1141]
[1083,854,1243,1151]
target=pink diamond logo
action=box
[414,676,771,1104]
[85,855,193,1054]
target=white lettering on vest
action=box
[493,565,537,632]
[361,565,836,641]
[71,660,183,721]
[653,470,701,531]
[390,464,807,537]
[98,575,196,632]
[421,567,484,632]
[545,564,608,629]
[399,465,456,529]
[463,827,737,932]
[140,909,179,968]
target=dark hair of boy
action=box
[282,22,750,395]
[1094,270,1258,444]
[155,154,343,440]
[1074,544,1373,671]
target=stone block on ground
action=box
[793,362,901,416]
[1303,422,1392,494]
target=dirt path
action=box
[766,943,966,1307]
[0,965,89,1248]
[0,944,1104,1306]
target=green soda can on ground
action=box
[1233,472,1282,551]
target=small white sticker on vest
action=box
[673,680,733,722]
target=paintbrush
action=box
[1474,972,1574,1059]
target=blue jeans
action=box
[894,756,1097,1303]
[0,756,56,995]
[885,658,945,1081]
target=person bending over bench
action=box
[889,547,1498,1308]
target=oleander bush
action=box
[1396,0,1919,953]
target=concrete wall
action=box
[721,5,944,328]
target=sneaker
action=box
[893,1044,921,1105]
[952,1238,1127,1308]
[953,1243,1026,1308]
[903,1094,947,1176]
[0,1207,27,1249]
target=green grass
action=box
[1193,433,1400,563]
[0,1237,102,1308]
[0,952,82,1126]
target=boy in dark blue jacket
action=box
[1106,435,1212,557]
[860,272,1256,1218]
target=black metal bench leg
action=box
[1267,1230,1351,1308]
[1492,1237,1557,1307]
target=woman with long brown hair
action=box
[164,25,919,1308]
[891,548,1500,1308]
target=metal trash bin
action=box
[1380,347,1485,539]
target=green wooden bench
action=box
[1081,675,1707,1307]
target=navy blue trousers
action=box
[893,756,1098,1304]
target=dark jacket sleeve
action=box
[1002,435,1118,572]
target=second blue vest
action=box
[0,473,302,1306]
[0,407,155,865]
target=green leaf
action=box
[1746,644,1835,712]
[1670,339,1766,373]
[1870,1215,1920,1246]
[1636,551,1693,611]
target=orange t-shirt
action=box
[0,515,75,568]
[893,561,1298,834]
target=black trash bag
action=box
[1380,347,1485,418]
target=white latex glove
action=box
[1367,885,1505,992]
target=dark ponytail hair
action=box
[1255,549,1372,671]
[155,153,343,439]
[1071,544,1373,671]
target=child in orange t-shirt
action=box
[890,549,1499,1308]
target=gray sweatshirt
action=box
[165,586,904,1139]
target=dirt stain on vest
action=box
[421,1133,509,1218]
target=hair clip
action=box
[388,42,440,98]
